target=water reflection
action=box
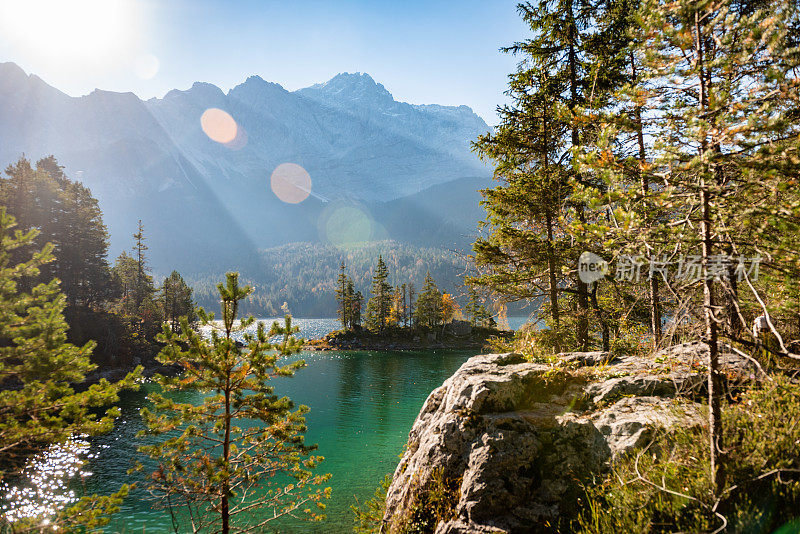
[0,315,538,531]
[1,436,95,522]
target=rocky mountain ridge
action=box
[0,62,491,274]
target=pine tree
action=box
[56,178,116,307]
[476,305,495,329]
[132,220,151,310]
[140,273,330,533]
[471,0,632,350]
[578,0,800,493]
[413,273,443,329]
[113,224,159,337]
[0,156,115,308]
[112,251,139,314]
[365,256,392,332]
[465,288,483,327]
[0,208,140,530]
[162,270,196,333]
[335,261,350,329]
[351,287,363,329]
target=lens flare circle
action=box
[224,125,248,150]
[134,54,159,79]
[270,163,312,204]
[321,204,373,248]
[201,108,238,145]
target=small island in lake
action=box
[307,323,511,351]
[305,258,512,351]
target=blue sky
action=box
[0,0,528,125]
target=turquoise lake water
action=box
[86,348,477,533]
[5,318,532,533]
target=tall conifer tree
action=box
[140,273,330,533]
[472,0,632,350]
[365,256,392,332]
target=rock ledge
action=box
[383,343,755,533]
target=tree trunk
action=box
[632,52,662,349]
[545,211,560,330]
[590,283,610,351]
[567,2,589,350]
[545,210,561,352]
[702,185,724,494]
[696,9,724,494]
[576,217,590,350]
[221,340,232,534]
[726,257,741,337]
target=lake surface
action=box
[5,317,532,533]
[85,349,477,533]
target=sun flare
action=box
[0,0,139,68]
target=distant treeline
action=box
[187,241,471,317]
[334,256,495,333]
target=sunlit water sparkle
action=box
[0,435,95,522]
[1,317,531,531]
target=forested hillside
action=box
[189,241,468,317]
[0,63,490,274]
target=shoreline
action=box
[303,325,513,352]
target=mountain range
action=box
[0,61,492,278]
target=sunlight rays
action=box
[0,0,141,70]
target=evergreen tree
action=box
[140,273,330,533]
[0,156,115,308]
[113,224,159,337]
[471,0,633,350]
[414,273,443,329]
[365,256,392,332]
[132,220,151,310]
[335,261,350,329]
[162,270,196,332]
[476,305,495,329]
[351,286,363,329]
[0,208,140,530]
[112,251,139,314]
[465,288,485,327]
[578,0,800,493]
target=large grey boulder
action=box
[383,343,750,533]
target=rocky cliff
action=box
[383,342,757,533]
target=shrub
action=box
[576,376,800,533]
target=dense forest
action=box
[0,156,196,370]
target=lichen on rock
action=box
[382,343,756,533]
